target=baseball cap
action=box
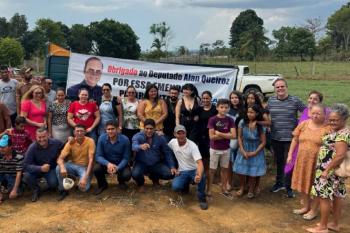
[0,135,9,147]
[20,67,33,75]
[174,125,186,133]
[63,177,75,190]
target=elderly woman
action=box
[137,84,167,132]
[20,85,47,140]
[306,104,349,233]
[67,88,100,142]
[48,88,71,143]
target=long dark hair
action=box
[182,83,198,98]
[243,104,264,136]
[144,84,159,101]
[229,91,244,118]
[244,91,263,109]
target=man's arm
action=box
[117,138,130,171]
[215,127,236,140]
[194,159,204,183]
[57,143,71,176]
[131,133,143,152]
[84,140,96,177]
[23,144,42,173]
[161,137,175,169]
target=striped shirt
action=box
[267,95,305,141]
[0,151,23,174]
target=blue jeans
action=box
[131,162,174,186]
[172,170,206,201]
[23,169,58,193]
[56,162,91,191]
[0,174,16,191]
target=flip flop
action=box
[303,212,318,221]
[293,208,309,215]
[247,192,254,199]
[316,223,340,232]
[235,189,244,197]
[305,227,328,233]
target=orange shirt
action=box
[60,137,95,166]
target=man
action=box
[267,78,305,198]
[44,77,56,104]
[56,124,95,201]
[15,67,33,114]
[94,120,131,195]
[0,66,18,126]
[168,125,208,210]
[0,134,23,203]
[23,128,63,202]
[67,56,103,102]
[131,119,176,192]
[163,86,180,142]
[0,103,11,134]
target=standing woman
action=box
[244,91,270,127]
[138,84,167,132]
[198,91,217,191]
[20,85,47,140]
[48,88,71,143]
[306,104,350,233]
[98,83,122,136]
[175,83,201,142]
[122,85,140,142]
[67,88,100,142]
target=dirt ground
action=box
[0,174,349,233]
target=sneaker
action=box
[94,185,108,195]
[31,191,40,202]
[286,189,295,198]
[57,190,68,201]
[199,200,208,210]
[270,184,285,193]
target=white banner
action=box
[67,53,238,102]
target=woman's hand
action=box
[320,170,329,179]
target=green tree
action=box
[0,17,9,38]
[176,46,189,56]
[150,22,173,52]
[89,19,140,59]
[289,27,316,60]
[212,40,226,56]
[67,24,92,53]
[317,36,333,60]
[8,13,28,39]
[327,3,350,51]
[21,30,44,59]
[272,27,294,60]
[34,18,67,47]
[229,9,264,52]
[0,37,24,66]
[199,43,211,55]
[239,26,269,61]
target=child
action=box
[233,105,266,198]
[208,99,236,198]
[0,116,32,155]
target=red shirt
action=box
[68,101,98,128]
[9,128,32,155]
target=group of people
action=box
[0,59,349,232]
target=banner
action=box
[67,53,238,102]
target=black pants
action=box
[93,163,131,188]
[271,140,292,190]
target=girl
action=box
[244,91,270,127]
[233,105,266,198]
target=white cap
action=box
[63,177,75,190]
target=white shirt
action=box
[168,138,202,171]
[0,79,18,115]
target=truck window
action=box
[243,67,249,74]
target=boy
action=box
[207,99,236,198]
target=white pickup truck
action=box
[235,65,281,95]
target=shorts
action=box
[209,148,230,169]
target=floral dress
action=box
[311,127,350,200]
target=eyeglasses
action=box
[102,89,111,92]
[127,92,136,94]
[33,92,43,95]
[85,69,102,76]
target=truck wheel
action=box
[244,87,261,96]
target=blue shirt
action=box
[95,133,130,170]
[67,80,102,102]
[132,132,175,168]
[24,138,63,173]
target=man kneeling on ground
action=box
[23,128,63,202]
[168,125,208,210]
[56,124,95,201]
[94,120,131,195]
[131,119,176,192]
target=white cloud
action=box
[65,0,131,13]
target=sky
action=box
[1,0,348,51]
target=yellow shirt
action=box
[60,137,95,166]
[140,99,164,130]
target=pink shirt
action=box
[21,99,46,140]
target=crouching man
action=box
[56,124,95,201]
[94,120,131,195]
[168,125,208,210]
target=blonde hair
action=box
[22,85,46,101]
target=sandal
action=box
[303,212,318,221]
[247,192,254,199]
[293,208,309,215]
[316,223,339,232]
[220,192,234,200]
[235,189,244,197]
[305,226,328,233]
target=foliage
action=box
[21,30,44,59]
[150,22,172,52]
[8,13,28,39]
[239,26,269,60]
[67,24,92,54]
[0,37,24,66]
[176,46,189,56]
[34,18,67,48]
[327,3,350,51]
[199,43,211,55]
[317,36,333,59]
[89,19,140,59]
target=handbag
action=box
[335,150,350,178]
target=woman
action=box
[98,83,122,135]
[20,85,47,140]
[67,88,100,142]
[198,91,217,192]
[306,103,349,233]
[175,83,200,142]
[286,104,330,217]
[137,84,167,132]
[244,91,270,127]
[48,88,71,143]
[122,85,140,142]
